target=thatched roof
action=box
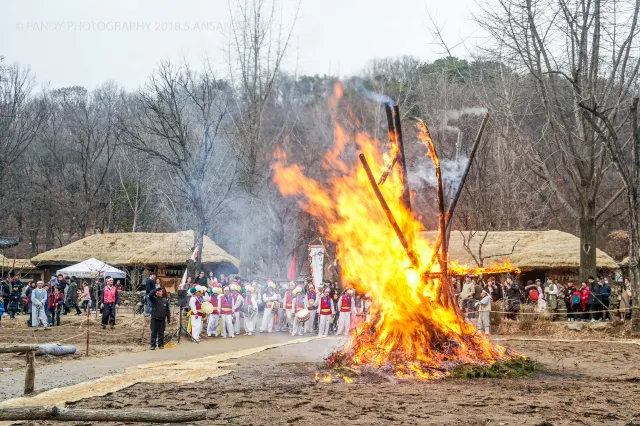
[420,230,618,271]
[0,255,35,270]
[621,256,630,266]
[31,231,239,270]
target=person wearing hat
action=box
[318,287,335,337]
[206,287,221,337]
[335,288,355,336]
[147,285,171,349]
[281,282,295,333]
[218,285,235,338]
[475,289,492,335]
[188,286,205,341]
[100,278,120,329]
[260,281,278,333]
[30,281,48,329]
[304,284,318,334]
[231,284,244,335]
[243,285,258,335]
[290,287,306,337]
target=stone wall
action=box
[117,291,179,307]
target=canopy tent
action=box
[56,258,126,279]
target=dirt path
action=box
[0,332,322,401]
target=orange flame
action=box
[274,83,516,378]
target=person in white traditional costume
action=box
[260,281,278,333]
[232,284,244,335]
[206,286,220,337]
[218,285,235,338]
[290,287,307,336]
[304,284,318,334]
[335,289,355,336]
[318,287,335,337]
[188,286,206,342]
[243,285,258,335]
[280,282,294,332]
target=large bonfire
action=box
[273,84,519,379]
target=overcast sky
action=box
[2,0,483,90]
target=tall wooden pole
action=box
[393,105,412,212]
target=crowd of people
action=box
[455,274,634,329]
[0,274,126,330]
[175,273,372,345]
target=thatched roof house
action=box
[420,230,618,273]
[32,231,239,270]
[0,255,35,270]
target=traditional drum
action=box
[295,308,311,322]
[200,301,214,314]
[271,300,281,314]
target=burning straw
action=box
[273,84,519,379]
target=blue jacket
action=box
[0,300,4,316]
[600,283,611,300]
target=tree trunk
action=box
[579,207,597,281]
[628,193,640,334]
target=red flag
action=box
[287,252,297,281]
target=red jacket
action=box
[47,292,63,310]
[580,287,590,310]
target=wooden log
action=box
[359,153,420,268]
[393,105,412,212]
[24,351,36,395]
[0,406,207,423]
[0,345,40,354]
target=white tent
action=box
[56,258,126,279]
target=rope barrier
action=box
[487,307,634,315]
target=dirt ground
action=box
[2,317,640,425]
[0,309,176,371]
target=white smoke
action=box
[443,107,488,133]
[408,156,469,190]
[362,90,394,106]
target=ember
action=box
[273,84,520,379]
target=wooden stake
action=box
[86,305,91,356]
[24,351,36,395]
[0,406,207,423]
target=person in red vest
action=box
[304,283,318,334]
[243,285,258,335]
[282,282,295,332]
[206,286,220,337]
[100,278,120,329]
[231,284,244,335]
[318,287,335,337]
[335,289,355,336]
[218,285,235,338]
[290,287,307,336]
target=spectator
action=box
[620,279,631,321]
[144,272,157,317]
[100,277,119,329]
[147,285,171,350]
[563,281,575,315]
[588,276,602,321]
[43,283,52,325]
[505,277,521,320]
[115,280,124,291]
[535,280,547,313]
[81,282,91,313]
[30,281,48,329]
[475,289,492,335]
[545,278,558,315]
[580,281,590,321]
[47,286,64,326]
[569,283,583,321]
[601,278,612,321]
[67,276,81,316]
[0,296,4,328]
[457,275,475,321]
[0,280,10,301]
[23,281,35,316]
[610,284,621,321]
[7,283,20,319]
[195,271,208,287]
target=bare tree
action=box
[227,0,298,276]
[119,61,234,272]
[0,60,46,188]
[475,0,637,279]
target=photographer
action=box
[147,283,171,350]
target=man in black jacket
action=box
[147,285,171,350]
[144,273,157,317]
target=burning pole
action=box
[424,113,490,272]
[378,104,399,185]
[418,121,457,310]
[394,106,412,213]
[359,153,420,268]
